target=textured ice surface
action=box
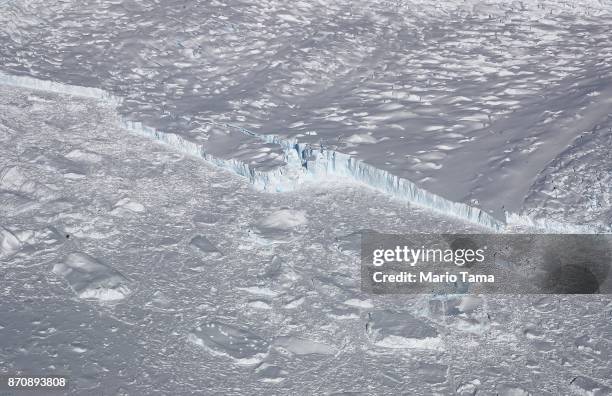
[3,0,612,229]
[2,1,612,393]
[52,252,132,301]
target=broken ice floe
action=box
[52,252,131,301]
[110,197,145,215]
[456,379,481,396]
[255,362,288,383]
[257,209,307,229]
[495,384,531,396]
[366,311,443,351]
[569,376,612,396]
[188,235,222,257]
[424,296,490,335]
[274,336,337,356]
[65,149,102,163]
[192,212,218,225]
[0,166,41,196]
[333,230,370,257]
[249,209,307,244]
[0,226,21,258]
[343,298,373,309]
[187,321,269,365]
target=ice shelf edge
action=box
[4,71,605,233]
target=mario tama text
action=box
[360,233,612,295]
[373,270,494,284]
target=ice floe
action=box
[187,321,269,365]
[52,252,131,301]
[366,310,442,351]
[0,226,21,258]
[274,336,337,356]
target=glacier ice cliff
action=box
[4,71,601,233]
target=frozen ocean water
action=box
[1,0,612,394]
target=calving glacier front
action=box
[0,71,503,230]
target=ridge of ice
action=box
[1,71,600,233]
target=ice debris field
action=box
[1,0,612,394]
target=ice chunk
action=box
[425,296,489,335]
[495,385,533,396]
[456,379,480,395]
[52,252,131,301]
[0,227,21,258]
[255,363,288,383]
[187,321,269,365]
[110,197,145,214]
[257,209,307,229]
[345,133,378,144]
[274,336,337,355]
[334,230,370,256]
[366,310,442,350]
[65,149,102,163]
[570,376,612,396]
[250,209,307,244]
[0,166,37,195]
[188,235,221,256]
[247,300,272,310]
[343,298,373,309]
[192,212,218,225]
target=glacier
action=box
[2,71,602,233]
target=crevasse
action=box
[2,71,600,233]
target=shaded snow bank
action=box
[2,71,600,233]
